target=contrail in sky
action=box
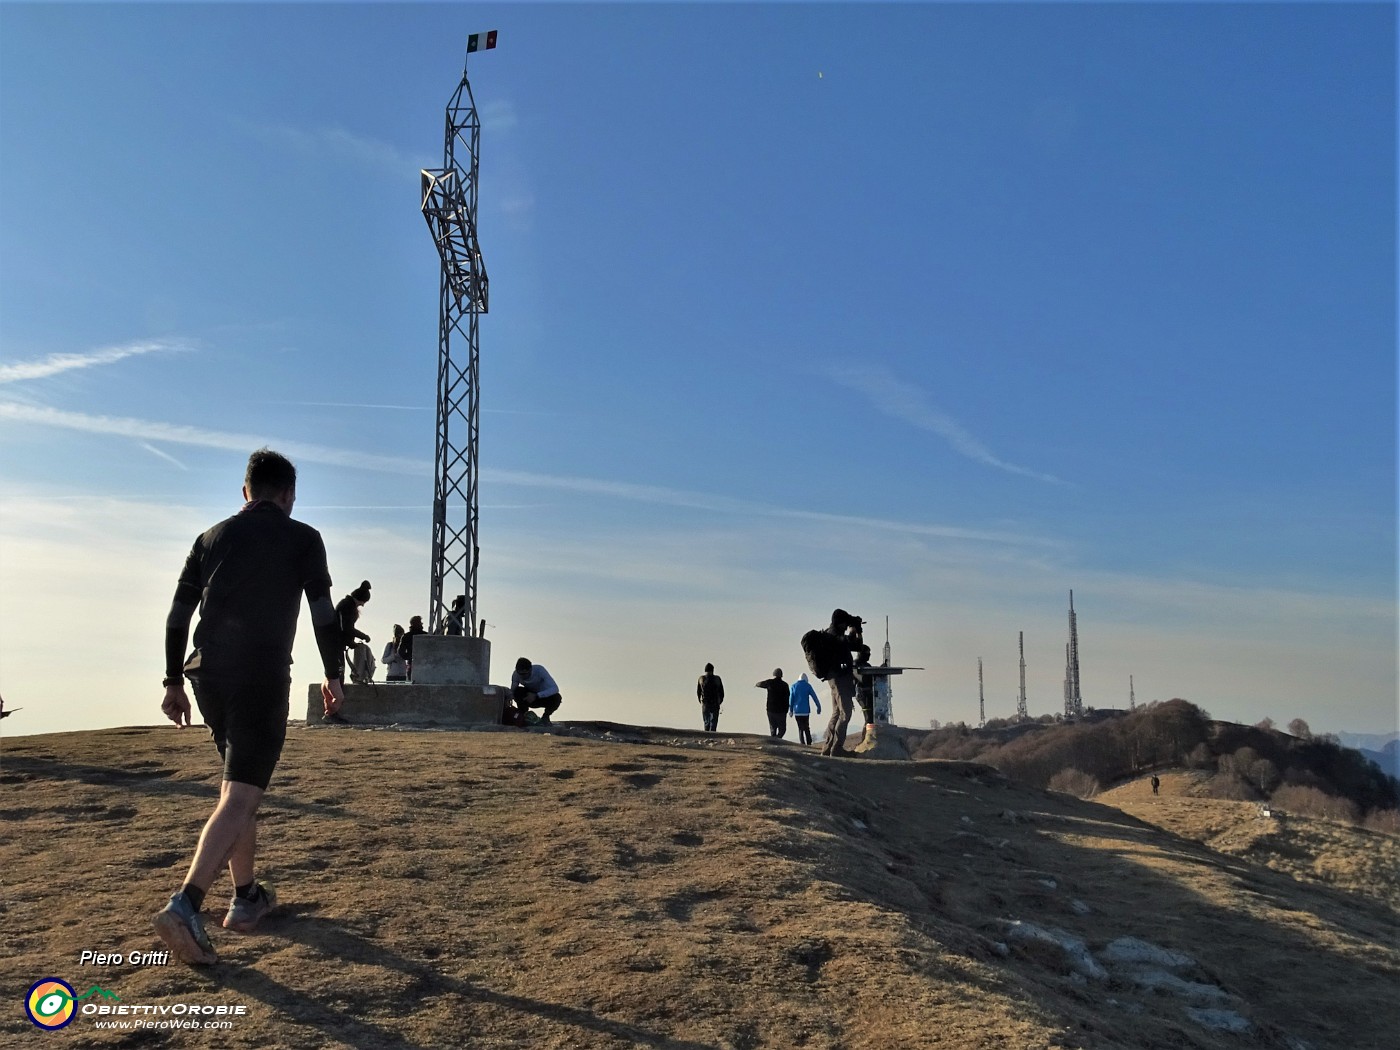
[826,364,1064,485]
[0,340,191,384]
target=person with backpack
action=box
[755,669,790,739]
[788,672,822,746]
[696,663,724,731]
[800,609,870,757]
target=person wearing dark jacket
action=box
[398,615,427,678]
[335,581,372,651]
[756,669,790,738]
[154,448,346,965]
[696,663,724,731]
[814,608,870,757]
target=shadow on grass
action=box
[214,910,718,1050]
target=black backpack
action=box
[801,629,843,681]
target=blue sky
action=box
[0,2,1395,740]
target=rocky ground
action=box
[2,721,1396,1049]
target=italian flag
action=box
[467,30,498,52]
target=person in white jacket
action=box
[382,624,407,682]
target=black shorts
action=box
[191,672,290,790]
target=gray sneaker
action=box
[223,880,277,932]
[153,892,218,965]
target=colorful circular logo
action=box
[26,978,76,1030]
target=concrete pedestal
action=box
[306,682,504,727]
[411,635,490,686]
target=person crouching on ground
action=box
[155,448,345,965]
[756,668,790,738]
[510,657,563,726]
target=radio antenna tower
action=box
[1129,674,1136,711]
[420,31,496,633]
[1064,590,1083,718]
[1016,631,1028,721]
[977,657,985,728]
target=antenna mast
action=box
[977,657,985,728]
[1016,631,1028,721]
[1064,590,1083,718]
[420,32,496,633]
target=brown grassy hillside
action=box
[2,722,1397,1049]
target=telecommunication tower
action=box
[1016,630,1028,721]
[977,657,985,728]
[1064,590,1083,718]
[1129,674,1136,711]
[420,31,496,633]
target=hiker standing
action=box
[382,624,407,682]
[155,448,346,965]
[800,608,870,756]
[399,615,427,679]
[756,669,790,738]
[697,663,724,732]
[788,673,822,746]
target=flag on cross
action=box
[467,30,498,53]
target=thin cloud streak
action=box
[826,365,1064,484]
[0,402,430,475]
[2,404,1059,550]
[0,341,192,384]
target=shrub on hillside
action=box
[1362,809,1400,835]
[1206,772,1258,800]
[1271,784,1360,823]
[1047,768,1100,799]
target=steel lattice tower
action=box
[421,46,490,634]
[977,657,985,728]
[1016,631,1028,721]
[1064,590,1083,718]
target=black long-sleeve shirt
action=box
[164,501,343,681]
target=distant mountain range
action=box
[1336,731,1400,752]
[1336,732,1400,781]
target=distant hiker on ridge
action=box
[788,673,822,746]
[756,668,790,739]
[155,448,346,965]
[697,663,724,732]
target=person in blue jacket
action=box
[788,672,823,746]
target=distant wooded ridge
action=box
[912,700,1400,830]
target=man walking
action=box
[696,662,724,731]
[755,668,790,739]
[154,449,346,965]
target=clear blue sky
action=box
[1,2,1395,739]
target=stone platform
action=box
[306,682,505,727]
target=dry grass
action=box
[2,724,1397,1049]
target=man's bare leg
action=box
[154,781,263,963]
